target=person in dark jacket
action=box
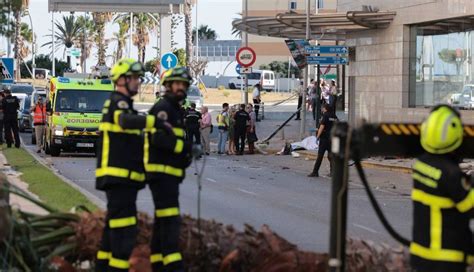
[184,102,202,145]
[2,89,20,148]
[145,67,193,272]
[410,105,474,272]
[95,58,171,272]
[233,104,250,155]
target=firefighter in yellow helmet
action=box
[95,59,171,272]
[145,67,193,272]
[411,105,474,272]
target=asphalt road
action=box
[19,124,412,252]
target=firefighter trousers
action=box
[148,176,184,272]
[96,186,139,272]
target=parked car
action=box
[451,84,474,110]
[228,70,276,91]
[10,83,34,96]
[12,93,31,132]
[187,85,204,110]
[30,88,47,145]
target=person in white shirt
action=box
[252,83,262,122]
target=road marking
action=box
[206,178,217,183]
[353,223,378,234]
[238,188,258,196]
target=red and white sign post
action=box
[236,47,257,103]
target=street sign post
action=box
[161,52,178,70]
[236,47,256,68]
[305,46,348,55]
[0,58,14,84]
[235,64,242,75]
[307,56,348,65]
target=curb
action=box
[22,146,106,209]
[298,150,413,174]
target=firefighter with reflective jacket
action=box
[145,67,193,272]
[411,105,474,272]
[95,59,171,272]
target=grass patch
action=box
[2,147,98,212]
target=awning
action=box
[232,11,396,41]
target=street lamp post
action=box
[52,12,55,77]
[299,0,310,139]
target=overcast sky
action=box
[2,0,241,70]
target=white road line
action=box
[206,178,217,183]
[238,188,258,196]
[353,223,379,234]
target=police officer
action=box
[145,67,193,272]
[410,105,474,272]
[308,104,338,177]
[2,88,20,148]
[184,102,202,145]
[233,104,250,156]
[95,59,171,272]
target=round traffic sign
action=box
[235,64,242,75]
[236,47,256,68]
[161,52,178,70]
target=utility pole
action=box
[51,12,55,77]
[128,13,133,58]
[299,0,310,139]
[195,0,199,63]
[244,0,249,104]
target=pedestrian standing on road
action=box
[95,58,171,272]
[184,102,202,145]
[252,83,262,122]
[311,80,322,125]
[200,106,212,156]
[411,105,474,272]
[228,105,237,155]
[321,80,331,106]
[144,67,193,272]
[31,96,47,153]
[308,104,338,178]
[2,89,20,148]
[0,91,5,145]
[217,103,230,155]
[234,104,250,156]
[330,80,338,115]
[295,80,304,120]
[246,104,257,155]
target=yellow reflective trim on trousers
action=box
[412,173,437,188]
[150,253,163,263]
[412,189,455,208]
[97,250,111,260]
[146,115,155,129]
[156,207,180,218]
[96,167,145,182]
[430,206,442,249]
[99,122,141,135]
[163,252,183,266]
[101,131,110,169]
[109,216,137,228]
[114,110,123,125]
[109,257,130,269]
[174,139,184,154]
[410,242,465,262]
[413,160,442,180]
[456,190,474,213]
[144,133,150,164]
[173,128,185,137]
[144,164,184,177]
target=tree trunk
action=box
[184,0,193,66]
[14,11,21,80]
[97,23,106,65]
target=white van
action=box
[228,70,275,91]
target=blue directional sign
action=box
[0,58,14,84]
[235,64,242,75]
[305,46,348,55]
[307,56,348,65]
[161,52,178,70]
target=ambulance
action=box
[44,77,114,157]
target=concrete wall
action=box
[339,0,474,124]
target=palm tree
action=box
[111,19,129,62]
[115,13,158,63]
[18,22,32,60]
[192,25,217,43]
[75,15,94,71]
[43,15,83,58]
[92,12,113,65]
[12,0,29,79]
[184,0,194,65]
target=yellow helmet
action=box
[420,105,463,154]
[161,67,192,86]
[110,58,145,82]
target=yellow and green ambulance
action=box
[44,77,114,157]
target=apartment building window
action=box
[409,17,474,110]
[317,0,324,9]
